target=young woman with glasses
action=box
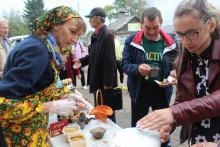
[136,0,220,146]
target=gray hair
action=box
[95,16,105,23]
[174,0,220,39]
[100,17,105,23]
[0,17,8,23]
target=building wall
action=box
[116,17,140,37]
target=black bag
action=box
[94,88,123,110]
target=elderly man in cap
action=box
[73,7,118,123]
[0,17,12,81]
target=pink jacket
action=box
[73,41,86,59]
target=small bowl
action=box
[90,127,106,139]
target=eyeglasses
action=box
[175,20,210,41]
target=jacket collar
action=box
[186,39,220,68]
[92,25,107,41]
[95,25,104,34]
[0,36,4,42]
[132,29,175,47]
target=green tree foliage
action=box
[104,0,152,20]
[104,5,115,20]
[23,0,46,32]
[2,9,30,38]
[86,31,94,38]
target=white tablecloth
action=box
[48,115,122,147]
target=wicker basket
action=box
[89,89,113,123]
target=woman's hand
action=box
[68,93,92,111]
[159,125,172,143]
[190,142,218,147]
[136,108,175,130]
[48,99,77,116]
[77,74,82,79]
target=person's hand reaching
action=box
[159,125,172,143]
[68,93,93,111]
[73,59,82,69]
[75,90,83,97]
[136,108,175,130]
[49,99,77,116]
[77,74,82,79]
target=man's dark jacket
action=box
[80,25,117,93]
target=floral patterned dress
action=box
[0,59,69,147]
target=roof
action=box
[107,15,139,32]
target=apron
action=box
[1,60,59,147]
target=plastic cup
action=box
[150,68,159,77]
[77,118,85,129]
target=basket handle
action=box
[96,89,103,105]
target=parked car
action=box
[9,35,29,48]
[9,35,88,48]
[116,37,127,52]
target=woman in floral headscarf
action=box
[0,5,89,147]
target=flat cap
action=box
[85,7,106,18]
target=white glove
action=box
[49,99,77,116]
[75,90,83,97]
[68,93,93,111]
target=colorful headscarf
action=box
[32,5,80,70]
[33,5,80,34]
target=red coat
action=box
[65,55,80,83]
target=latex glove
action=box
[49,99,77,116]
[68,93,93,111]
[75,90,83,97]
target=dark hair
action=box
[174,0,220,39]
[174,0,220,95]
[141,7,163,23]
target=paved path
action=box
[74,66,188,147]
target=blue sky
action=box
[0,0,219,32]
